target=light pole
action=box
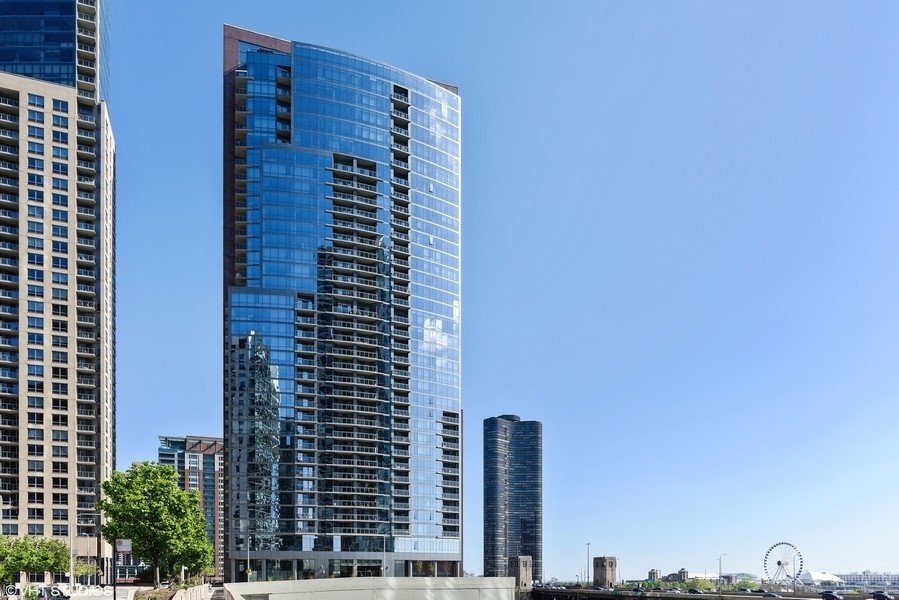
[718,554,727,597]
[378,531,393,577]
[586,543,591,588]
[69,512,100,595]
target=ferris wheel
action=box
[763,542,803,583]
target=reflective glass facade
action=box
[484,415,543,581]
[0,0,108,100]
[223,26,461,581]
[0,0,115,582]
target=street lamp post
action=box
[718,554,727,597]
[378,531,393,577]
[70,512,101,595]
[586,543,591,588]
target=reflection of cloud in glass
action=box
[422,317,447,352]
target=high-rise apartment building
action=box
[158,435,226,581]
[0,0,116,583]
[483,415,542,581]
[222,26,461,581]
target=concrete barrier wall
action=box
[173,584,212,600]
[224,577,515,600]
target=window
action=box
[51,177,67,191]
[51,304,67,316]
[51,225,67,237]
[27,476,43,487]
[27,205,44,218]
[27,380,43,392]
[27,444,43,457]
[52,461,67,473]
[52,493,67,504]
[27,189,44,202]
[27,221,44,234]
[52,99,68,113]
[27,110,44,123]
[52,147,68,159]
[26,413,43,426]
[52,209,68,222]
[27,157,44,170]
[27,94,44,108]
[27,141,44,154]
[52,508,68,520]
[27,332,43,344]
[52,193,68,206]
[51,366,67,378]
[51,273,68,285]
[27,126,44,139]
[27,269,44,282]
[52,163,68,176]
[27,430,43,441]
[27,461,43,472]
[52,115,68,128]
[51,414,67,427]
[27,317,43,329]
[27,301,43,313]
[52,241,68,254]
[51,430,67,442]
[27,397,43,408]
[51,398,67,411]
[2,525,18,535]
[27,525,44,536]
[51,288,67,300]
[27,237,44,250]
[51,336,67,348]
[27,252,43,266]
[51,477,67,489]
[27,173,44,186]
[51,382,68,395]
[51,351,67,363]
[27,285,44,298]
[51,131,68,144]
[27,507,44,519]
[51,525,67,537]
[27,348,44,361]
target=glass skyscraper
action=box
[223,26,461,581]
[158,436,226,581]
[0,0,116,582]
[483,415,543,582]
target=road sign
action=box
[245,569,252,576]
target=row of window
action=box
[25,444,70,457]
[27,94,68,113]
[27,126,69,144]
[24,173,69,189]
[27,158,69,174]
[1,524,68,536]
[26,286,70,300]
[25,413,68,425]
[26,141,70,161]
[2,507,71,520]
[27,189,70,205]
[27,109,69,128]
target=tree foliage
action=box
[98,463,213,588]
[0,536,69,583]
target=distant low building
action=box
[798,571,843,586]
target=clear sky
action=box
[110,0,899,582]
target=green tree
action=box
[0,536,69,583]
[98,463,213,588]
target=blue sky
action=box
[110,1,899,581]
